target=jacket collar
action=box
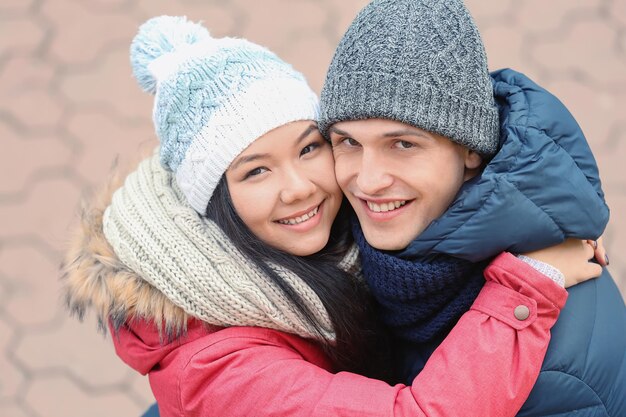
[398,69,608,262]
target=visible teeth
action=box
[367,200,406,213]
[278,206,319,225]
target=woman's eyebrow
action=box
[229,153,270,171]
[230,124,318,171]
[296,124,318,144]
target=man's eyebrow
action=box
[329,126,351,137]
[329,126,430,140]
[382,129,430,139]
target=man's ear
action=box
[465,150,482,169]
[463,150,483,180]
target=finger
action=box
[583,240,595,260]
[585,239,601,263]
[595,248,607,266]
[585,262,603,279]
[573,263,602,286]
[595,237,608,267]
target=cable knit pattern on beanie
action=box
[130,16,320,214]
[319,0,499,155]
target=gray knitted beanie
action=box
[319,0,499,155]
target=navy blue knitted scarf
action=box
[353,222,486,343]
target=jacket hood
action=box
[400,68,609,262]
[60,167,190,340]
[111,318,215,375]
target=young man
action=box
[319,0,626,416]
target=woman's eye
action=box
[300,142,321,156]
[244,167,268,179]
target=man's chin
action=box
[361,228,412,251]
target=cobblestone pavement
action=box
[1,0,625,416]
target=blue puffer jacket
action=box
[397,69,626,417]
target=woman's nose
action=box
[279,168,317,204]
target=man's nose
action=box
[355,150,394,196]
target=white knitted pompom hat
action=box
[131,16,320,213]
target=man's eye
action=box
[342,137,360,147]
[395,140,415,149]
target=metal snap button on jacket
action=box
[514,305,530,321]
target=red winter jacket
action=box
[111,253,567,417]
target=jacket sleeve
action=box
[517,269,626,417]
[178,252,567,417]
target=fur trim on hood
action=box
[60,167,189,340]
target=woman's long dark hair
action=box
[206,176,392,379]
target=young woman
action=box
[61,16,604,417]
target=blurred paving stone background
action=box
[1,0,624,416]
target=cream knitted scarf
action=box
[103,152,357,341]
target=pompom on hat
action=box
[131,16,320,213]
